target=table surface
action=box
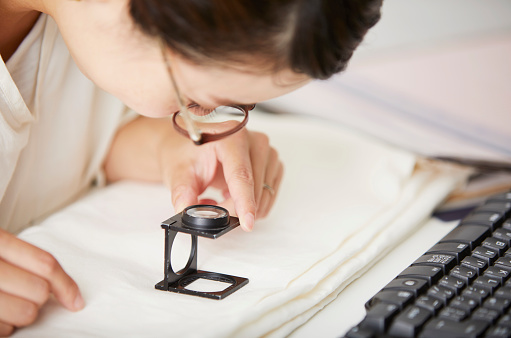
[290,217,459,338]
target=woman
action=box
[0,0,382,335]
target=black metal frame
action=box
[155,206,249,300]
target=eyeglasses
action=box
[160,43,256,145]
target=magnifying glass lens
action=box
[182,205,230,230]
[186,207,227,219]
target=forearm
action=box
[103,116,174,183]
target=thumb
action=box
[168,170,201,213]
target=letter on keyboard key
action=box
[473,275,501,294]
[471,307,500,324]
[461,256,488,275]
[485,325,511,337]
[413,254,456,273]
[484,266,510,284]
[450,265,477,284]
[483,297,511,314]
[482,237,508,255]
[427,285,455,305]
[438,275,466,295]
[462,286,490,305]
[426,242,470,264]
[440,225,490,250]
[420,318,489,337]
[495,256,511,271]
[439,306,469,321]
[387,305,432,337]
[415,295,443,315]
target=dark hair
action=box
[130,0,382,80]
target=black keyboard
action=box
[346,191,511,338]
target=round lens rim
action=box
[181,205,230,230]
[172,104,255,145]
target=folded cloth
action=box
[16,112,471,338]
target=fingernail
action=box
[174,196,186,213]
[74,292,85,311]
[242,213,254,232]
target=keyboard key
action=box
[484,297,511,314]
[461,256,488,275]
[498,314,511,328]
[360,302,399,333]
[472,246,499,265]
[426,242,470,264]
[483,237,508,255]
[440,225,490,250]
[461,212,506,231]
[413,254,456,273]
[345,326,375,338]
[503,218,511,231]
[387,305,432,337]
[494,286,511,300]
[485,325,511,337]
[427,285,455,305]
[450,295,478,313]
[495,256,511,271]
[450,265,477,284]
[415,295,443,315]
[438,306,469,321]
[485,266,511,284]
[420,318,488,338]
[365,290,414,310]
[472,275,501,294]
[476,201,511,217]
[493,228,511,246]
[471,307,500,324]
[383,278,428,296]
[398,265,443,286]
[438,275,466,295]
[462,285,490,305]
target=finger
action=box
[197,198,218,205]
[258,148,281,218]
[0,291,38,327]
[0,321,14,337]
[256,147,279,217]
[0,259,49,307]
[167,165,202,213]
[215,131,256,232]
[261,161,284,218]
[0,230,84,312]
[248,132,270,215]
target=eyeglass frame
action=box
[160,40,256,146]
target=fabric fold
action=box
[16,112,470,337]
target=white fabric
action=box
[0,14,132,234]
[16,112,471,338]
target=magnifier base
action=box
[155,270,249,300]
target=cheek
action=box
[81,61,179,118]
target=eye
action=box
[187,104,215,117]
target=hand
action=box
[0,229,84,336]
[159,128,284,231]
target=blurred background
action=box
[262,0,511,165]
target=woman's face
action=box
[51,0,309,117]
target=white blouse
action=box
[0,14,133,234]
